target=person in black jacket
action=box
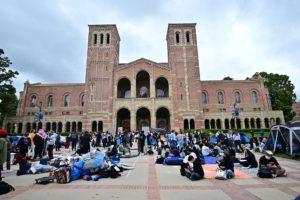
[239,149,258,168]
[219,150,235,179]
[33,134,44,159]
[17,133,31,157]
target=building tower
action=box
[166,23,204,130]
[83,25,120,131]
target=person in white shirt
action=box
[233,132,243,152]
[202,143,212,156]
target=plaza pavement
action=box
[1,150,300,200]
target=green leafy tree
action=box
[251,72,296,122]
[0,49,19,127]
[223,76,233,80]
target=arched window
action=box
[136,71,150,98]
[64,95,71,107]
[93,33,97,45]
[100,33,104,45]
[184,119,189,130]
[186,31,190,44]
[47,95,53,107]
[117,78,131,98]
[216,119,221,129]
[201,92,207,104]
[155,77,169,97]
[31,95,37,107]
[235,91,241,103]
[190,119,195,129]
[175,31,180,44]
[106,33,110,44]
[252,91,258,104]
[217,91,224,104]
[80,94,84,107]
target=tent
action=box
[265,122,300,157]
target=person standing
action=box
[47,132,55,159]
[0,130,8,181]
[55,133,61,151]
[29,130,36,159]
[70,132,78,151]
[17,133,31,157]
[33,133,44,159]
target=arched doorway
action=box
[190,119,195,130]
[136,71,150,98]
[17,123,23,134]
[91,121,97,132]
[244,118,249,129]
[26,123,31,132]
[250,118,255,129]
[32,122,37,131]
[216,119,221,129]
[156,107,170,130]
[155,77,169,97]
[204,119,210,129]
[38,122,43,130]
[77,122,82,132]
[98,121,103,132]
[210,119,216,129]
[276,117,281,125]
[184,119,189,130]
[236,118,241,129]
[264,118,269,128]
[46,122,51,131]
[117,108,131,132]
[224,119,230,129]
[136,107,151,130]
[256,118,261,129]
[57,122,62,133]
[230,118,235,129]
[52,122,57,132]
[65,122,70,132]
[117,78,131,98]
[71,121,76,132]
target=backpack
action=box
[54,167,71,184]
[35,177,55,185]
[0,181,15,195]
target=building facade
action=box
[3,23,284,133]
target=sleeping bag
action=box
[163,157,183,165]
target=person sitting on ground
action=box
[202,143,212,157]
[213,142,223,156]
[182,153,204,181]
[218,150,235,179]
[258,151,286,178]
[239,148,258,168]
[13,148,31,176]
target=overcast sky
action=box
[1,0,299,100]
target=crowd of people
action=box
[0,128,288,182]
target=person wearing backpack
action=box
[0,130,8,181]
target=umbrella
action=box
[0,129,8,135]
[37,129,47,139]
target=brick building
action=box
[3,23,284,133]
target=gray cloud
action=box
[0,0,299,100]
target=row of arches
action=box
[30,93,84,108]
[117,71,169,98]
[93,32,110,45]
[204,117,282,130]
[202,90,259,105]
[116,107,170,131]
[175,30,192,45]
[5,121,84,134]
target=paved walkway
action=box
[2,153,300,200]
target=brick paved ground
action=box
[1,151,300,200]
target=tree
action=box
[0,49,19,127]
[251,72,296,122]
[223,76,233,80]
